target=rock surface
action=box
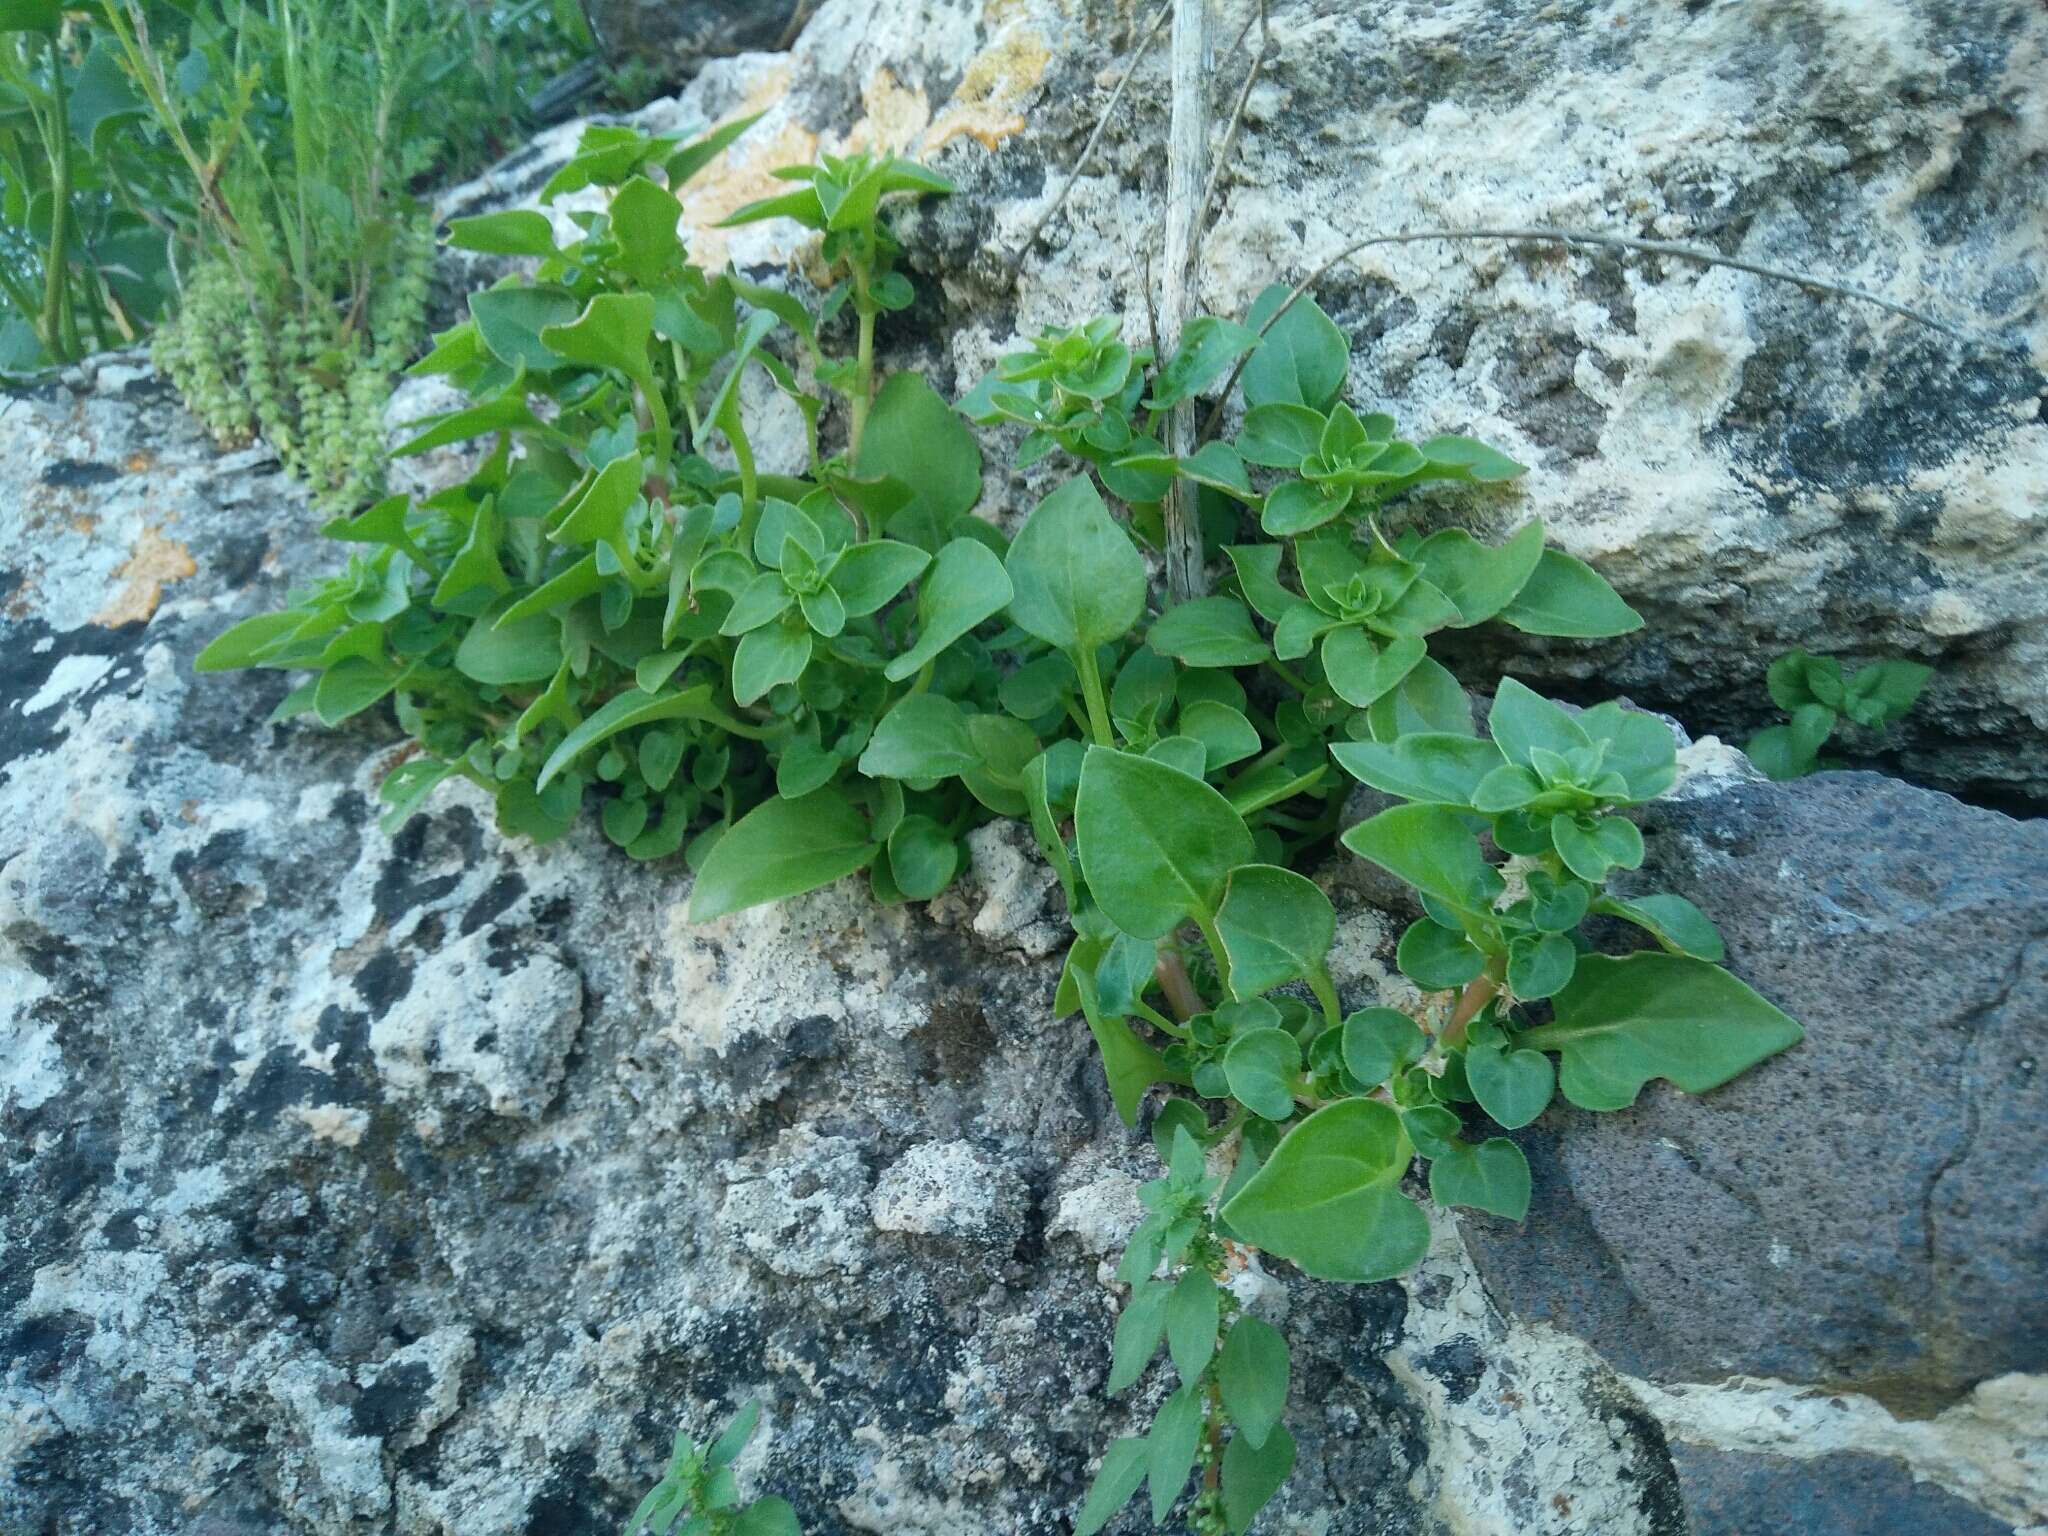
[1462,766,2048,1417]
[478,0,2048,805]
[583,0,806,88]
[8,0,2048,1530]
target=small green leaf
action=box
[313,658,397,726]
[1076,748,1255,938]
[1594,892,1724,961]
[1236,403,1325,468]
[1767,649,1844,712]
[1497,548,1642,637]
[1330,733,1503,809]
[1165,1269,1220,1383]
[1108,1280,1169,1392]
[1341,1007,1426,1087]
[195,610,309,672]
[858,693,978,780]
[1395,919,1487,991]
[537,686,713,790]
[732,624,812,705]
[667,110,767,187]
[1412,520,1545,626]
[1260,477,1350,537]
[1005,477,1147,653]
[539,292,657,383]
[1224,1028,1303,1121]
[1488,677,1591,764]
[1217,1316,1290,1451]
[1074,1438,1149,1536]
[887,815,959,900]
[1576,701,1680,800]
[1150,596,1271,668]
[1417,434,1527,483]
[732,1497,801,1536]
[609,175,684,285]
[1146,316,1263,408]
[1219,1099,1429,1283]
[1221,1422,1297,1535]
[445,208,557,256]
[1216,865,1335,1002]
[1507,931,1577,1000]
[1180,701,1261,773]
[1428,1137,1531,1219]
[1322,628,1426,708]
[1069,942,1175,1127]
[883,537,1013,681]
[1225,543,1299,625]
[687,789,879,921]
[469,285,579,372]
[1517,952,1803,1110]
[1464,1038,1555,1128]
[1241,284,1348,411]
[1550,812,1644,882]
[858,371,984,537]
[829,539,930,615]
[1341,804,1504,915]
[707,1401,761,1467]
[1147,1385,1204,1523]
[456,596,565,685]
[1365,656,1475,741]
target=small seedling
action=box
[1746,648,1932,779]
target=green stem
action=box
[847,264,876,462]
[37,28,74,360]
[699,704,784,742]
[1308,967,1343,1030]
[642,375,675,486]
[1073,646,1114,747]
[907,657,935,696]
[1134,1000,1188,1039]
[1194,910,1232,1001]
[1266,658,1309,694]
[725,407,758,536]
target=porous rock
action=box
[1464,770,2048,1417]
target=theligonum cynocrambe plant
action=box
[1745,646,1932,780]
[202,140,1803,1533]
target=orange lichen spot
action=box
[677,64,821,270]
[93,525,197,627]
[844,67,933,156]
[123,451,154,474]
[928,26,1047,151]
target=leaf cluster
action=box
[626,1401,800,1536]
[1745,648,1932,780]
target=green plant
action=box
[198,137,1804,1532]
[626,1401,800,1536]
[1745,648,1932,780]
[0,4,178,368]
[90,0,586,510]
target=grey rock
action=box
[1669,1443,2014,1536]
[584,0,807,87]
[1464,770,2048,1414]
[870,1138,1029,1246]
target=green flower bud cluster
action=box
[151,210,435,516]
